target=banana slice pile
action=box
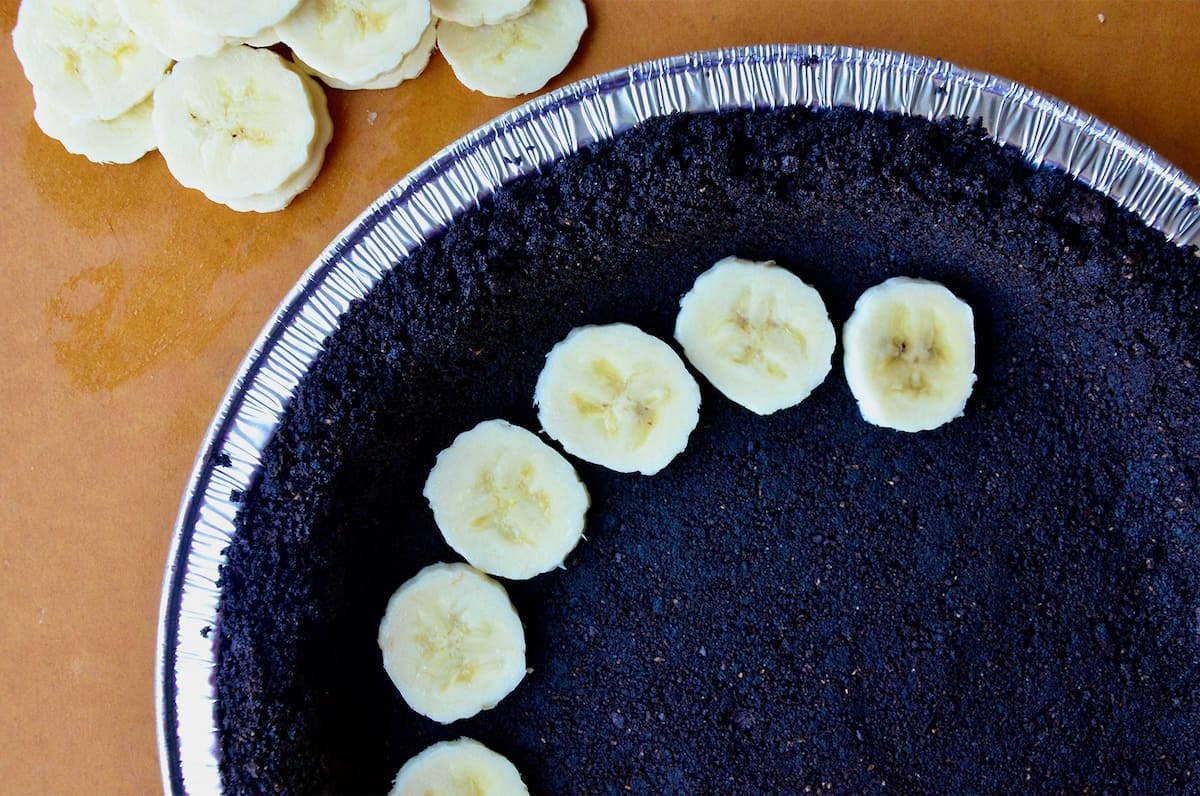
[390,738,528,796]
[115,0,229,61]
[279,0,433,89]
[12,0,588,210]
[293,23,438,92]
[13,0,171,165]
[153,46,333,211]
[438,0,588,98]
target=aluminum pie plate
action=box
[155,44,1200,794]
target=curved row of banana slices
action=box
[677,257,977,432]
[377,263,976,789]
[410,262,976,591]
[377,423,588,730]
[529,259,976,469]
[12,0,588,209]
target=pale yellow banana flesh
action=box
[390,738,528,796]
[114,0,227,60]
[33,92,157,164]
[431,0,531,27]
[424,419,589,580]
[842,276,977,432]
[276,0,432,87]
[12,0,172,122]
[152,46,318,203]
[675,256,836,415]
[293,22,436,90]
[534,323,701,475]
[436,0,586,98]
[220,66,333,212]
[165,0,300,38]
[378,563,526,724]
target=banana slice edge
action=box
[423,418,589,580]
[842,275,977,432]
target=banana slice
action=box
[152,46,317,203]
[842,276,977,432]
[436,0,587,98]
[431,0,531,26]
[424,419,589,580]
[674,256,836,415]
[379,562,526,724]
[293,22,436,90]
[276,0,432,87]
[12,0,172,122]
[33,92,156,164]
[165,0,301,38]
[220,67,332,212]
[239,26,281,47]
[534,324,701,475]
[390,738,528,796]
[113,0,227,60]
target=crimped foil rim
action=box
[156,44,1200,795]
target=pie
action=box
[215,105,1200,793]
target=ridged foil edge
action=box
[156,44,1200,795]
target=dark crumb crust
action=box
[216,106,1200,794]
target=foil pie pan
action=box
[155,44,1200,794]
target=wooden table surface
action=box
[2,1,1198,792]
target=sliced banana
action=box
[424,419,589,580]
[165,0,301,38]
[276,0,432,87]
[220,67,332,212]
[33,92,156,165]
[437,0,587,98]
[113,0,227,60]
[390,738,528,796]
[293,22,436,90]
[12,0,172,122]
[534,324,701,475]
[675,256,836,415]
[379,562,526,724]
[431,0,531,26]
[152,46,317,203]
[842,276,977,432]
[239,26,281,47]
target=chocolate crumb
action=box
[216,107,1200,795]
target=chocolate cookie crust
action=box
[216,106,1200,794]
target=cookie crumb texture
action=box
[216,107,1200,794]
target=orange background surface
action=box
[2,1,1199,793]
